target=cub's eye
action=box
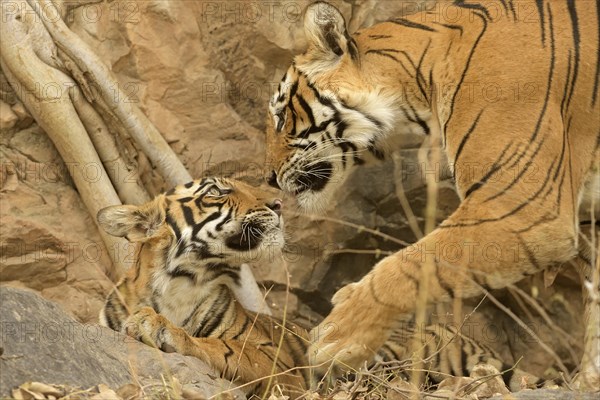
[205,186,225,198]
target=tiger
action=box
[96,177,544,396]
[264,0,600,389]
[97,177,308,396]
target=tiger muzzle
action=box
[294,161,333,194]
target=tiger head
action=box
[97,178,284,270]
[265,2,404,212]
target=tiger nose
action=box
[267,198,283,216]
[267,170,281,190]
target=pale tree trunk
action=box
[0,0,268,312]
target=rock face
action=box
[0,287,244,398]
[0,0,586,384]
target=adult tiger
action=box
[97,177,543,396]
[265,0,600,387]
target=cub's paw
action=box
[122,307,184,353]
[308,280,395,383]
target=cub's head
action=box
[266,2,396,211]
[97,178,284,266]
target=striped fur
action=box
[97,178,308,396]
[265,0,600,384]
[97,178,542,396]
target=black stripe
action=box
[191,238,222,259]
[193,287,230,337]
[464,164,501,199]
[431,22,463,35]
[168,266,197,281]
[453,0,491,20]
[181,204,195,226]
[444,158,557,228]
[201,300,231,338]
[453,109,484,172]
[498,0,510,17]
[517,235,542,270]
[565,0,581,112]
[347,34,359,61]
[462,140,512,198]
[365,49,413,77]
[181,296,206,328]
[406,101,430,135]
[368,139,385,160]
[215,207,233,232]
[515,212,557,234]
[445,13,487,144]
[369,34,392,39]
[223,342,235,365]
[257,345,293,370]
[535,0,546,46]
[554,121,568,182]
[288,80,298,99]
[390,18,436,32]
[415,39,432,104]
[560,51,573,127]
[104,295,126,331]
[378,343,401,361]
[193,180,211,194]
[296,94,316,127]
[527,2,556,147]
[289,141,317,151]
[507,0,516,20]
[192,211,222,237]
[165,212,182,241]
[592,0,600,106]
[230,316,251,340]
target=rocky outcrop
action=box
[0,287,244,398]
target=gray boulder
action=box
[0,286,245,398]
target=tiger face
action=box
[266,68,396,211]
[97,178,284,267]
[265,3,434,212]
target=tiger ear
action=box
[97,196,166,242]
[304,2,350,58]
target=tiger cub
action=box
[97,177,541,396]
[97,177,308,396]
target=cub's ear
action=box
[304,2,350,58]
[97,196,165,242]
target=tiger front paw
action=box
[122,307,185,353]
[308,280,396,383]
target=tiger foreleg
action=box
[309,205,578,380]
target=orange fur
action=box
[265,0,600,384]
